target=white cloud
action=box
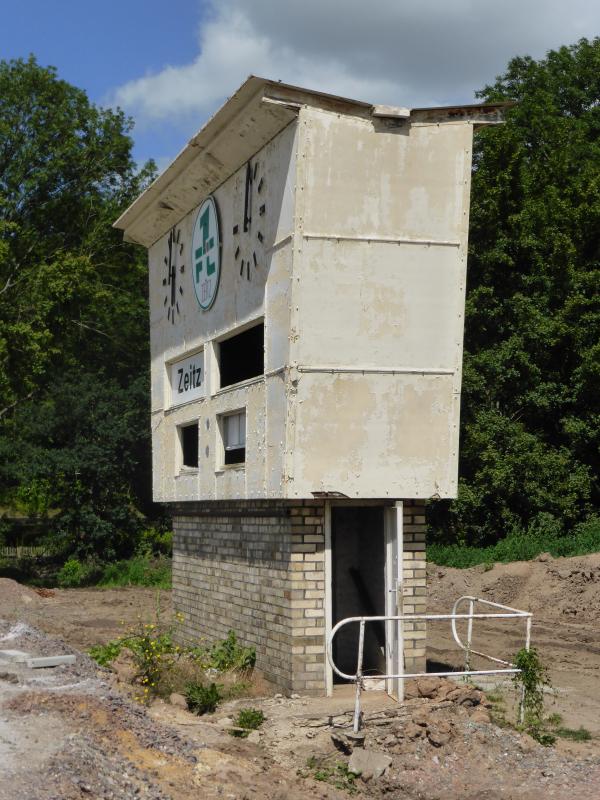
[109,0,600,158]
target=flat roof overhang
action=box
[114,76,510,248]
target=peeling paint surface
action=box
[141,95,475,502]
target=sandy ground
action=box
[1,552,600,799]
[427,552,600,738]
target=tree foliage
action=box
[0,57,155,557]
[430,38,600,545]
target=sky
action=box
[1,0,599,171]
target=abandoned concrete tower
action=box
[114,78,504,695]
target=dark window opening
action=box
[219,323,264,388]
[180,422,199,468]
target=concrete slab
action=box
[27,655,76,669]
[0,650,30,663]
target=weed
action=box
[185,681,222,715]
[229,708,265,738]
[512,647,554,744]
[209,630,256,672]
[88,639,123,667]
[300,757,357,794]
[546,712,563,727]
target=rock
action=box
[216,717,234,729]
[112,654,135,684]
[411,711,432,728]
[416,677,442,698]
[427,724,452,747]
[247,730,260,744]
[470,708,491,724]
[446,687,482,706]
[169,693,188,710]
[535,552,553,562]
[348,749,392,781]
[404,722,426,740]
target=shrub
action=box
[56,558,100,587]
[229,707,265,738]
[185,681,222,715]
[98,555,171,588]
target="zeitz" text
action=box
[178,363,203,393]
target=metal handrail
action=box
[326,597,532,732]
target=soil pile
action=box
[0,578,42,612]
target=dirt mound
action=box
[429,551,600,623]
[0,578,42,612]
[428,551,600,739]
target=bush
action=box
[230,708,265,737]
[56,557,101,587]
[98,555,171,588]
[185,681,222,715]
[136,527,173,557]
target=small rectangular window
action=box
[222,411,246,465]
[179,422,199,469]
[218,322,264,389]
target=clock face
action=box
[233,159,266,281]
[162,225,185,324]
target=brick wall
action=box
[171,498,426,694]
[172,499,326,692]
[402,500,427,674]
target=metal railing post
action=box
[519,615,533,725]
[465,598,474,672]
[353,619,366,733]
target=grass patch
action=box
[429,516,600,568]
[97,556,171,588]
[554,727,592,742]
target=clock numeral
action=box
[253,162,258,180]
[234,246,240,260]
[240,259,245,277]
[259,204,265,216]
[162,278,167,286]
[233,224,239,235]
[257,231,264,243]
[179,286,183,295]
[247,262,250,280]
[253,251,257,267]
[257,178,264,194]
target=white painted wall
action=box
[147,103,474,502]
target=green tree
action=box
[430,38,600,545]
[0,57,155,556]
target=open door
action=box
[385,502,404,700]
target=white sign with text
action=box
[170,351,205,407]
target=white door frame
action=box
[324,500,334,696]
[385,501,404,700]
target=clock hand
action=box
[169,230,176,308]
[244,161,252,232]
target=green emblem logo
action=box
[192,196,220,310]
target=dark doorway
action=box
[331,506,385,681]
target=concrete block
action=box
[27,655,76,668]
[0,650,30,663]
